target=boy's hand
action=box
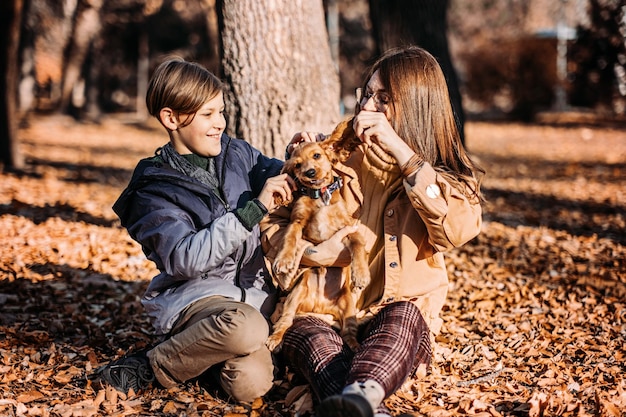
[257,173,295,212]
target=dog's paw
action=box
[341,327,360,352]
[273,257,298,279]
[345,336,360,352]
[273,194,292,207]
[351,269,371,291]
[265,334,283,353]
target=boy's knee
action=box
[200,304,269,355]
[219,346,274,402]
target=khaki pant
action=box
[147,296,274,402]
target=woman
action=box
[261,46,484,417]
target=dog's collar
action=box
[297,176,343,206]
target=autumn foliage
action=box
[0,115,624,416]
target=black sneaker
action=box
[316,393,374,417]
[93,351,155,394]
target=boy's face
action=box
[171,92,226,157]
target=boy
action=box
[95,58,294,402]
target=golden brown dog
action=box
[266,118,369,352]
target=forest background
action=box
[0,0,625,416]
[2,0,626,164]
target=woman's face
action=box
[359,70,392,120]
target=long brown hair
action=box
[358,46,484,200]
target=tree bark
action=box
[197,0,221,74]
[60,0,103,115]
[0,0,25,170]
[368,0,466,144]
[30,0,78,109]
[217,0,341,157]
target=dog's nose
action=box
[304,169,316,178]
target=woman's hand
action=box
[300,224,358,267]
[257,173,296,212]
[353,111,415,166]
[285,131,326,158]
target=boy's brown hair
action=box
[146,57,223,127]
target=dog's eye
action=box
[313,153,321,159]
[295,163,302,169]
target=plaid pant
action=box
[281,301,431,402]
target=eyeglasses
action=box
[355,87,391,112]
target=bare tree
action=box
[0,0,25,170]
[217,0,341,157]
[368,0,466,144]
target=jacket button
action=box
[426,183,441,199]
[389,235,397,242]
[389,262,398,268]
[386,209,394,216]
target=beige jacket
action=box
[261,144,482,335]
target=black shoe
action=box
[196,363,228,399]
[316,393,374,417]
[93,351,155,394]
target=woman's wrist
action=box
[304,246,318,256]
[400,153,424,177]
[387,137,415,165]
[301,244,351,268]
[299,244,319,267]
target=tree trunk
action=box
[61,0,103,115]
[217,0,341,157]
[19,0,36,117]
[0,0,25,170]
[197,0,221,74]
[30,0,78,110]
[136,29,149,120]
[368,0,466,144]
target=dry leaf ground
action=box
[0,114,624,416]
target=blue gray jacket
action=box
[113,134,283,335]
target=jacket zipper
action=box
[217,138,232,211]
[218,137,244,301]
[236,241,247,302]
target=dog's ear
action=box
[273,159,295,207]
[322,117,360,163]
[280,157,294,176]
